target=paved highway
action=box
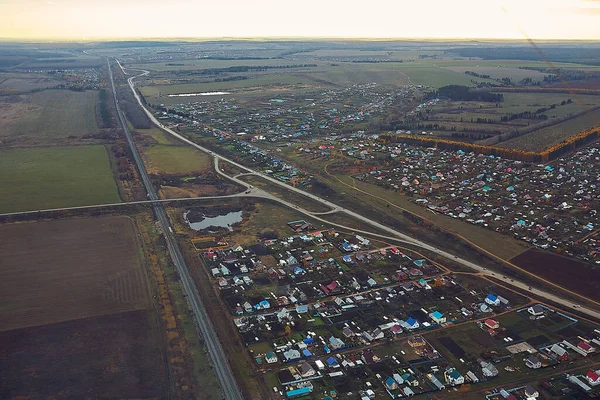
[119,60,600,321]
[108,60,243,400]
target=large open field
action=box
[128,58,302,71]
[0,145,121,213]
[511,249,600,302]
[0,89,99,139]
[0,310,165,399]
[140,75,316,96]
[0,216,150,330]
[0,146,120,212]
[0,216,167,399]
[0,71,64,94]
[501,107,600,151]
[144,144,212,175]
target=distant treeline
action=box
[427,85,504,102]
[492,87,600,95]
[214,76,248,82]
[200,64,317,75]
[350,60,404,64]
[519,67,600,82]
[453,46,600,65]
[465,71,491,79]
[500,111,548,122]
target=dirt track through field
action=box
[0,215,151,331]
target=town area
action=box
[181,206,600,400]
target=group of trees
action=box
[540,127,600,159]
[383,124,600,162]
[464,70,491,79]
[427,85,504,102]
[500,111,548,122]
[199,64,316,75]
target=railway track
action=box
[107,59,243,400]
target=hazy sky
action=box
[1,0,599,40]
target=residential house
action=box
[254,300,270,310]
[578,341,595,354]
[586,370,600,386]
[326,356,339,368]
[328,336,345,351]
[396,270,408,281]
[444,367,465,385]
[361,349,381,364]
[479,303,492,313]
[298,361,316,378]
[484,319,500,329]
[404,317,420,330]
[283,349,301,362]
[401,373,419,387]
[430,311,446,324]
[295,305,309,314]
[485,294,500,306]
[525,355,542,369]
[550,344,568,361]
[371,328,384,340]
[480,360,498,377]
[393,373,404,385]
[524,385,539,399]
[391,324,403,335]
[265,352,278,364]
[408,336,427,351]
[342,327,355,338]
[385,376,398,390]
[527,305,545,319]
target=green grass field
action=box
[0,145,120,213]
[396,66,482,87]
[134,127,178,145]
[308,63,412,87]
[442,65,549,81]
[2,89,99,138]
[140,75,316,96]
[127,58,302,71]
[502,93,599,107]
[144,145,212,175]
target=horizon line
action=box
[1,35,599,43]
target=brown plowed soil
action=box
[510,249,600,302]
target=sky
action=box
[0,0,599,40]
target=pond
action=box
[184,210,243,232]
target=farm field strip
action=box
[0,89,99,138]
[0,145,121,213]
[0,216,150,331]
[501,107,600,151]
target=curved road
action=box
[119,63,600,320]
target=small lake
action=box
[168,92,231,97]
[184,210,243,232]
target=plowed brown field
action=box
[0,216,150,331]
